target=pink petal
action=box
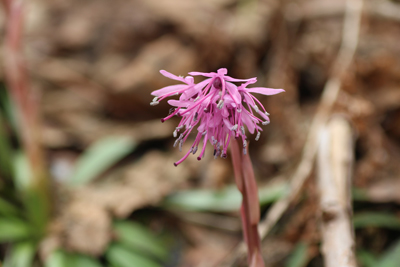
[225,77,255,82]
[151,84,187,97]
[217,68,228,75]
[242,111,256,134]
[226,82,241,103]
[167,99,191,107]
[188,71,215,77]
[246,87,285,95]
[160,70,186,82]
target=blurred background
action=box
[1,0,400,266]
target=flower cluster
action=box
[151,68,284,166]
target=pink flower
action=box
[151,68,284,166]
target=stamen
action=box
[194,112,198,121]
[150,101,159,106]
[241,126,245,135]
[173,139,179,147]
[255,132,261,141]
[202,130,207,136]
[211,136,217,145]
[217,100,224,109]
[265,111,270,116]
[262,121,270,125]
[192,146,198,154]
[179,140,183,152]
[237,108,242,113]
[243,148,247,155]
[173,130,177,138]
[153,96,159,102]
[243,140,247,148]
[231,124,238,131]
[253,105,259,113]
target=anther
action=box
[217,100,224,109]
[265,111,270,116]
[253,105,259,113]
[194,112,198,121]
[241,126,245,135]
[255,132,261,141]
[262,121,270,125]
[179,140,183,152]
[192,146,198,154]
[243,148,247,155]
[150,101,159,106]
[237,108,242,113]
[173,130,177,138]
[202,130,207,136]
[211,136,217,145]
[243,140,247,148]
[173,139,179,147]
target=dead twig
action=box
[317,116,356,267]
[218,0,363,265]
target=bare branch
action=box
[317,116,356,267]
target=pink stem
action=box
[230,138,265,267]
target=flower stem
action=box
[230,138,264,267]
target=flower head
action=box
[151,68,284,166]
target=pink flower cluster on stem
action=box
[151,68,284,166]
[152,68,284,266]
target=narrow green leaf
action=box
[353,212,400,230]
[106,243,161,267]
[377,239,400,267]
[163,181,286,212]
[0,197,19,216]
[357,250,379,267]
[0,218,31,242]
[3,241,35,267]
[114,221,168,260]
[70,136,136,186]
[44,250,69,267]
[0,111,13,178]
[286,242,309,267]
[13,151,32,191]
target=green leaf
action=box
[71,254,103,267]
[70,136,136,186]
[114,221,168,260]
[0,197,19,216]
[0,218,31,242]
[0,111,13,178]
[44,250,69,267]
[377,239,400,267]
[353,212,400,230]
[13,151,32,191]
[3,241,35,267]
[352,187,369,201]
[286,242,309,267]
[106,243,161,267]
[357,250,379,267]
[163,181,286,212]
